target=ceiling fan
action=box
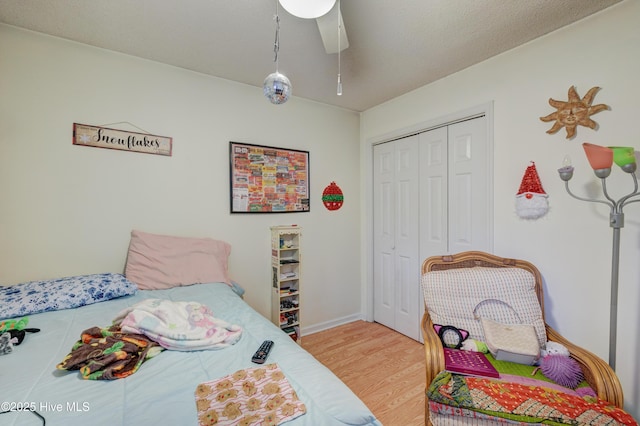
[278,0,349,54]
[264,0,348,104]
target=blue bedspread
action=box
[1,283,381,426]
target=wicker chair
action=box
[421,251,625,426]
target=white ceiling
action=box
[0,0,622,112]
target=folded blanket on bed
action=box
[194,363,306,426]
[57,325,163,380]
[113,299,242,351]
[428,371,637,425]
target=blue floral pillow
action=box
[0,273,138,320]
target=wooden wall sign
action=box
[73,123,172,156]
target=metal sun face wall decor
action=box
[539,86,609,139]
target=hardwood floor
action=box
[302,320,425,426]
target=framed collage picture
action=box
[229,142,310,213]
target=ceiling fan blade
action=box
[316,3,348,54]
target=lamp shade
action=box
[582,143,613,170]
[608,146,636,168]
[279,0,336,18]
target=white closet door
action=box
[447,118,490,254]
[419,117,490,261]
[373,142,395,329]
[419,126,449,260]
[373,135,420,340]
[392,136,420,340]
[373,115,491,342]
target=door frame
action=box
[363,102,495,323]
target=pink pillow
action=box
[125,230,232,290]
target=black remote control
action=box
[251,340,274,364]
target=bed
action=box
[1,231,381,426]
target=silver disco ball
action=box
[263,72,292,105]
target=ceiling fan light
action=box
[278,0,336,19]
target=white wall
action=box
[361,0,639,417]
[0,23,363,333]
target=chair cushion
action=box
[421,267,546,348]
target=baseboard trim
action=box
[301,313,366,336]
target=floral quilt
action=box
[428,372,637,425]
[0,273,137,320]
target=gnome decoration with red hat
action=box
[516,162,549,220]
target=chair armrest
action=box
[421,312,445,391]
[546,324,624,408]
[421,311,444,426]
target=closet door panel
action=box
[393,136,420,340]
[395,251,418,339]
[448,117,490,254]
[379,251,394,309]
[451,172,473,246]
[419,127,449,262]
[373,143,395,328]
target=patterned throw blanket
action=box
[194,364,306,426]
[428,372,638,425]
[57,325,163,380]
[113,299,243,351]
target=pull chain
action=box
[337,0,342,96]
[273,2,281,72]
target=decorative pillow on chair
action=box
[421,267,546,348]
[125,230,232,290]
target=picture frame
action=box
[229,142,310,213]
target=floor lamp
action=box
[557,143,639,371]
